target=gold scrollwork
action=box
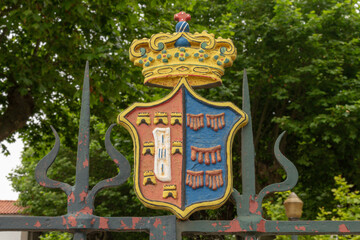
[129,39,151,61]
[187,31,216,50]
[149,32,180,51]
[217,38,237,56]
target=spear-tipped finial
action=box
[241,69,256,196]
[72,61,90,211]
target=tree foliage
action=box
[1,0,360,239]
[264,176,360,240]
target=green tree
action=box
[264,176,360,240]
[2,0,360,239]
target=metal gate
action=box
[0,11,359,240]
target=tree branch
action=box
[0,86,35,142]
[254,97,270,152]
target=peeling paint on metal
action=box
[99,217,109,229]
[295,226,306,231]
[79,206,93,215]
[79,191,87,201]
[120,220,129,230]
[34,221,41,228]
[249,196,259,214]
[68,192,75,203]
[256,219,266,232]
[83,158,89,168]
[153,218,161,228]
[223,220,244,232]
[339,224,350,233]
[132,217,141,229]
[68,216,77,227]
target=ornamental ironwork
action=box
[0,11,359,240]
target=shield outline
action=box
[117,78,248,219]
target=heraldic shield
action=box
[118,78,248,220]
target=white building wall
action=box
[0,231,28,240]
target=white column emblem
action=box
[152,128,171,182]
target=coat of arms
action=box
[118,12,248,219]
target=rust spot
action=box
[83,158,89,168]
[68,216,77,227]
[114,159,119,164]
[212,223,217,227]
[79,191,87,202]
[132,217,141,229]
[79,140,83,145]
[223,220,243,232]
[99,217,109,229]
[256,219,266,232]
[295,226,306,231]
[249,226,253,231]
[62,216,67,225]
[120,220,129,230]
[249,196,259,214]
[34,221,41,228]
[39,182,46,186]
[339,224,350,233]
[163,231,166,236]
[25,223,28,226]
[79,206,93,215]
[276,226,280,231]
[153,218,161,228]
[91,218,95,225]
[68,192,75,203]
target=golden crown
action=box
[129,11,236,89]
